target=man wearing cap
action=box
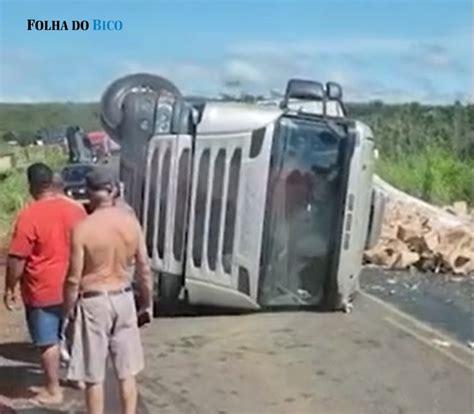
[64,166,152,414]
[4,162,87,405]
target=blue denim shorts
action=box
[25,305,63,347]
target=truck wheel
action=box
[157,273,182,315]
[100,73,182,141]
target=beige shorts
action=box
[67,290,144,384]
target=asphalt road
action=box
[132,292,473,414]
[0,271,472,413]
[361,268,474,344]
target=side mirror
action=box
[326,82,343,100]
[282,79,325,108]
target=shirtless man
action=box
[63,167,152,414]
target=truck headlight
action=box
[155,93,175,133]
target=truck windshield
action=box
[259,117,344,307]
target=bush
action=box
[1,130,18,143]
[376,146,473,206]
[0,146,67,243]
[0,170,28,243]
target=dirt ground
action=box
[0,265,473,414]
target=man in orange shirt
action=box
[4,162,87,405]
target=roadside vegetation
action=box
[0,146,66,245]
[350,101,473,206]
[0,100,472,244]
[0,102,101,145]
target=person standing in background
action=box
[4,162,87,405]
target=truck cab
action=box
[100,74,384,312]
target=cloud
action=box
[123,62,214,82]
[220,32,471,103]
[116,61,220,97]
[402,42,467,73]
[0,48,106,102]
[228,37,410,58]
[223,59,265,85]
[0,30,471,103]
[229,30,471,57]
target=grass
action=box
[376,146,473,206]
[0,171,29,243]
[0,146,67,245]
[0,141,9,153]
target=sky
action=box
[0,0,472,103]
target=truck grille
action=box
[143,135,243,280]
[190,147,242,275]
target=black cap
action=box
[85,166,116,190]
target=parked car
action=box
[61,163,94,203]
[61,162,124,215]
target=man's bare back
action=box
[63,166,152,414]
[71,206,143,292]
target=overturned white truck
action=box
[100,74,385,312]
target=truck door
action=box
[259,116,354,308]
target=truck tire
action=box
[157,273,182,314]
[100,73,182,141]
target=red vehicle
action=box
[86,131,109,159]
